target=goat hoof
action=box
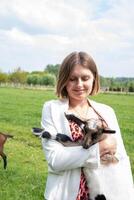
[95,194,106,200]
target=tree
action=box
[128,82,134,92]
[45,64,60,77]
[0,72,8,83]
[8,72,27,84]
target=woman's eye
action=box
[82,76,90,81]
[69,76,91,82]
[69,77,76,81]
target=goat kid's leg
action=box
[0,152,7,169]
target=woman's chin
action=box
[71,95,87,101]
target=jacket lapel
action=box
[51,99,72,138]
[88,99,110,126]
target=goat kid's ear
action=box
[32,127,51,139]
[32,127,44,136]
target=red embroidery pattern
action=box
[69,121,90,200]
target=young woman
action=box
[41,52,134,200]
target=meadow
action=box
[0,87,134,200]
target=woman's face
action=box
[66,64,94,102]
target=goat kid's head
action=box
[82,119,104,149]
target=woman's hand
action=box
[99,135,117,156]
[99,135,118,165]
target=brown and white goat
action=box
[0,132,13,169]
[32,113,116,149]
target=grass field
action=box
[0,87,134,199]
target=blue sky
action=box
[0,0,134,77]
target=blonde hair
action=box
[56,51,100,98]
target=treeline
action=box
[0,65,134,92]
[100,77,134,92]
[0,65,59,87]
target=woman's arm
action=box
[42,138,100,172]
[106,108,128,159]
[41,101,100,172]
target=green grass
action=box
[0,87,134,199]
[0,87,56,200]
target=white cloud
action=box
[0,0,88,34]
[5,28,34,45]
[0,0,134,76]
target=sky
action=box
[0,0,134,77]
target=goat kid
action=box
[32,114,117,200]
[32,113,116,148]
[0,132,13,169]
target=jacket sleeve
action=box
[102,105,134,193]
[41,101,100,172]
[107,107,128,159]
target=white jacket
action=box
[41,98,134,200]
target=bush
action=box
[27,74,56,86]
[128,85,134,92]
[40,74,56,86]
[27,75,39,85]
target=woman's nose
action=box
[77,78,83,86]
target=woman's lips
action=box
[74,89,85,94]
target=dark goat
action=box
[65,114,115,149]
[0,132,13,169]
[32,114,115,149]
